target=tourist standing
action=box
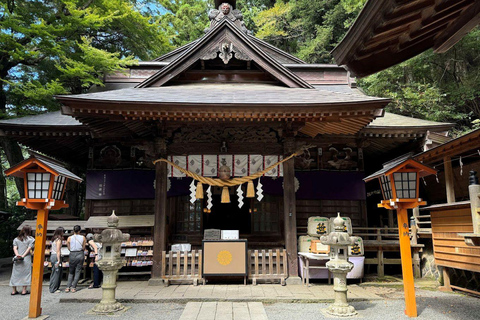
[65,225,85,293]
[49,227,64,293]
[86,233,103,289]
[10,225,34,295]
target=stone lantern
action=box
[320,212,361,317]
[91,211,130,314]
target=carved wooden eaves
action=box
[137,18,312,89]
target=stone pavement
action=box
[60,281,382,303]
[179,302,268,320]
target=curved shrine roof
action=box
[57,83,389,107]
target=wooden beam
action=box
[151,139,168,282]
[434,1,480,53]
[444,156,455,203]
[283,137,299,280]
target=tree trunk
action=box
[0,137,25,198]
[0,158,7,210]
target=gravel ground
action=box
[264,291,480,320]
[1,266,479,320]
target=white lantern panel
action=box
[27,172,51,199]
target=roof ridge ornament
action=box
[206,2,250,34]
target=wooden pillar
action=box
[444,157,455,203]
[397,206,417,317]
[283,137,299,280]
[151,139,168,282]
[29,209,49,318]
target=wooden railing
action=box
[161,249,288,285]
[352,227,423,278]
[248,249,288,285]
[161,250,203,286]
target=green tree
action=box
[359,29,480,130]
[158,0,211,47]
[0,0,171,204]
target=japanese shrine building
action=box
[0,1,455,282]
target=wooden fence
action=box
[353,227,423,277]
[248,249,288,285]
[160,249,288,285]
[161,250,203,286]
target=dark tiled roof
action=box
[0,111,82,126]
[58,83,389,105]
[367,112,453,128]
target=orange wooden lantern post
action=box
[5,154,82,319]
[364,155,436,318]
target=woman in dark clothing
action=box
[49,227,64,293]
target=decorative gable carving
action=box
[201,42,252,64]
[206,2,249,34]
[136,18,312,89]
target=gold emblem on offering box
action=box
[217,250,233,266]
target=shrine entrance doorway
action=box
[203,194,251,234]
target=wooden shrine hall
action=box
[0,0,455,284]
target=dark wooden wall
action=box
[86,199,155,218]
[86,197,367,248]
[296,199,367,235]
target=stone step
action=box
[179,302,268,320]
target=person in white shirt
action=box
[65,225,85,293]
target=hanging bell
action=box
[246,180,255,198]
[196,181,204,199]
[218,158,231,181]
[221,186,231,203]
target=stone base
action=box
[91,302,129,314]
[148,278,166,286]
[325,303,357,317]
[285,276,302,285]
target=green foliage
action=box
[359,28,480,129]
[157,0,211,47]
[253,0,359,63]
[254,1,301,52]
[0,0,170,116]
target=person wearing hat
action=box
[86,233,103,289]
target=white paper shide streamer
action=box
[189,180,197,204]
[206,186,213,210]
[256,179,264,201]
[237,185,244,208]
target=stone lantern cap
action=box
[107,211,119,228]
[320,212,357,246]
[94,211,130,243]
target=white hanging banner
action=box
[265,155,282,177]
[249,155,263,175]
[203,155,217,177]
[234,155,248,177]
[187,155,202,175]
[167,154,284,178]
[170,156,187,177]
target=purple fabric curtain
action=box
[86,170,366,201]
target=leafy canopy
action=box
[0,0,171,116]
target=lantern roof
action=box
[364,153,437,182]
[5,152,83,182]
